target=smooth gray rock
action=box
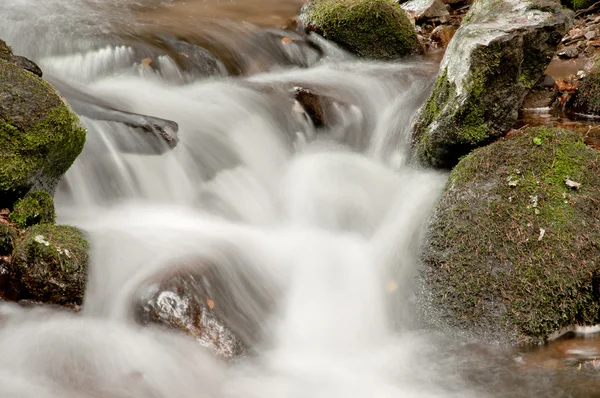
[401,0,450,21]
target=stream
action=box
[1,0,600,397]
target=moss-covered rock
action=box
[0,222,17,256]
[0,52,86,208]
[570,69,600,115]
[421,127,600,345]
[411,0,573,168]
[561,0,595,10]
[8,191,55,228]
[299,0,421,60]
[12,224,88,305]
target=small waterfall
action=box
[0,1,538,397]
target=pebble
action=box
[557,46,579,59]
[586,31,597,40]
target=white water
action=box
[0,1,533,397]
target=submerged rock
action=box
[299,0,421,59]
[0,41,86,207]
[11,224,88,306]
[135,260,274,360]
[421,127,600,345]
[411,0,572,168]
[8,191,55,228]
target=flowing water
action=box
[1,1,600,397]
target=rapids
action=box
[0,1,598,397]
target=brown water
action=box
[132,0,305,30]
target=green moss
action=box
[0,40,12,61]
[561,0,594,10]
[0,59,86,205]
[301,0,420,59]
[0,222,17,256]
[9,191,55,228]
[12,224,88,305]
[428,127,600,344]
[571,71,600,115]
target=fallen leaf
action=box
[141,58,152,68]
[206,299,215,309]
[281,37,294,45]
[179,52,189,58]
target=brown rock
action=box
[430,25,457,47]
[134,259,275,360]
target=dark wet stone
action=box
[135,260,275,360]
[11,224,88,306]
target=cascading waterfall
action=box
[1,1,589,397]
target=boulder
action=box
[135,260,274,360]
[411,0,573,168]
[8,191,55,228]
[0,223,17,257]
[569,68,600,116]
[0,40,86,207]
[11,224,88,306]
[401,0,450,21]
[299,0,421,59]
[421,127,600,345]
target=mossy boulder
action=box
[9,191,55,228]
[0,223,17,256]
[411,0,572,168]
[299,0,421,60]
[12,224,88,305]
[0,42,86,208]
[421,127,600,345]
[570,70,600,116]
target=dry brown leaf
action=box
[141,58,152,68]
[179,52,189,58]
[281,37,294,45]
[206,299,215,309]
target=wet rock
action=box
[521,75,558,109]
[299,0,421,59]
[430,25,457,47]
[421,127,600,345]
[0,41,86,208]
[135,260,275,360]
[401,0,450,21]
[293,87,344,128]
[411,0,573,168]
[244,29,322,73]
[8,191,55,228]
[46,75,178,154]
[557,46,580,59]
[11,224,88,306]
[151,34,226,79]
[0,40,42,77]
